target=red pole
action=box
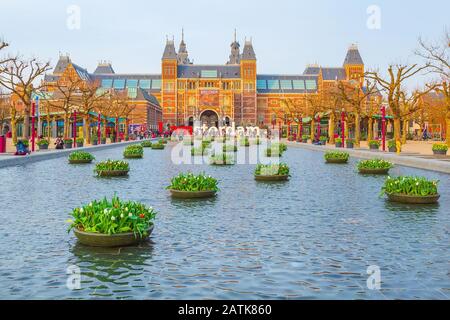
[381,105,386,151]
[73,110,77,148]
[31,102,36,152]
[317,115,321,141]
[97,113,101,143]
[341,110,345,147]
[116,117,119,142]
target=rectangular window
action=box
[201,70,218,78]
[305,80,317,90]
[267,80,280,90]
[292,80,305,90]
[126,79,138,88]
[139,79,151,89]
[113,79,125,89]
[101,79,113,88]
[127,87,138,99]
[257,80,267,90]
[151,80,162,90]
[164,82,174,92]
[280,80,293,90]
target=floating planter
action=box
[183,139,194,146]
[357,159,393,174]
[432,143,448,155]
[223,144,238,152]
[68,151,95,164]
[254,163,290,181]
[141,141,153,148]
[123,144,144,159]
[151,142,165,150]
[94,160,129,177]
[265,148,282,157]
[191,146,209,156]
[240,137,250,147]
[369,140,381,151]
[68,195,156,247]
[210,153,235,165]
[159,138,168,145]
[324,151,349,164]
[167,172,218,199]
[380,176,440,204]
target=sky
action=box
[0,0,448,87]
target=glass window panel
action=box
[305,80,317,90]
[280,80,293,90]
[257,80,267,90]
[126,79,138,88]
[101,79,113,88]
[127,87,137,99]
[201,70,218,78]
[267,80,280,90]
[113,79,125,89]
[139,79,151,89]
[151,79,162,89]
[292,80,305,90]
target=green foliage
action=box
[255,163,290,176]
[191,146,209,156]
[369,140,381,148]
[68,195,157,236]
[240,137,250,147]
[166,172,219,192]
[64,138,73,144]
[265,148,282,157]
[388,140,396,148]
[210,153,235,165]
[94,160,129,173]
[76,138,84,144]
[223,144,238,152]
[151,142,165,150]
[302,135,310,140]
[69,151,95,161]
[346,138,354,144]
[324,151,349,161]
[357,159,393,170]
[432,143,448,152]
[37,139,49,146]
[335,138,342,143]
[123,144,144,158]
[319,136,327,142]
[141,141,153,148]
[183,139,194,146]
[381,176,439,197]
[202,140,212,148]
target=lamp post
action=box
[31,101,36,152]
[341,109,346,147]
[381,104,386,152]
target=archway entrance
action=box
[200,110,219,128]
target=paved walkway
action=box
[285,140,450,174]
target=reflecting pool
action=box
[0,143,449,299]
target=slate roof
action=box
[343,45,364,65]
[321,68,347,81]
[93,63,115,74]
[303,66,321,75]
[242,41,256,60]
[177,65,241,78]
[162,40,177,60]
[53,55,71,75]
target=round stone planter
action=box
[169,189,217,199]
[388,147,397,153]
[211,161,235,166]
[335,142,342,148]
[151,145,165,150]
[433,150,447,155]
[96,170,129,177]
[74,225,154,247]
[358,168,390,175]
[38,144,49,150]
[101,139,107,144]
[64,143,72,149]
[325,158,348,164]
[92,140,98,146]
[386,193,440,204]
[369,145,380,151]
[124,154,143,159]
[69,159,93,164]
[254,175,289,181]
[76,142,83,148]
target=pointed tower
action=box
[240,38,257,125]
[227,29,241,65]
[343,44,364,82]
[177,29,191,65]
[161,37,178,126]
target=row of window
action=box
[101,78,162,90]
[256,79,317,91]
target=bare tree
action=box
[278,98,306,140]
[0,90,10,133]
[416,30,450,145]
[365,64,434,143]
[0,56,51,139]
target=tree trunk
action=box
[344,121,349,139]
[63,113,70,139]
[310,119,315,142]
[46,114,52,141]
[329,113,335,144]
[401,118,408,145]
[393,118,401,143]
[23,104,30,139]
[354,113,361,147]
[84,114,91,144]
[368,117,373,141]
[102,119,107,140]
